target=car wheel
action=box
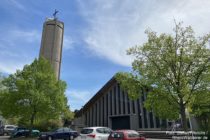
[3,132,7,136]
[70,135,74,140]
[48,136,53,140]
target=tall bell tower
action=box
[39,10,64,80]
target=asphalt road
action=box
[0,136,38,140]
[0,136,171,140]
[0,136,10,140]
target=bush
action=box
[33,119,63,132]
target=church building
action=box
[73,77,170,131]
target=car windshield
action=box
[104,128,112,134]
[50,128,61,132]
[6,126,15,129]
[55,128,63,132]
[127,131,140,138]
[81,129,93,134]
[96,128,104,133]
[95,128,112,134]
[64,128,73,132]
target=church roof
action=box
[75,76,117,117]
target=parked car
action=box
[80,127,112,140]
[3,125,17,136]
[39,127,79,140]
[0,125,4,136]
[108,130,146,140]
[10,127,40,138]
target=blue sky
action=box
[0,0,210,111]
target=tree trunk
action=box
[29,112,36,137]
[180,102,188,131]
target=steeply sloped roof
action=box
[75,76,117,117]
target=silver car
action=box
[3,125,17,135]
[79,127,112,140]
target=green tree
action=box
[191,91,210,131]
[0,73,5,91]
[0,58,68,130]
[62,107,74,127]
[116,23,210,130]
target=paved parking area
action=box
[0,136,38,140]
[0,136,10,140]
[0,136,171,140]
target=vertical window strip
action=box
[114,86,117,115]
[149,112,154,128]
[156,117,160,128]
[127,93,130,114]
[143,108,148,128]
[118,84,121,114]
[137,98,142,128]
[99,100,101,126]
[88,110,90,126]
[95,103,97,126]
[132,100,135,114]
[123,91,125,114]
[110,90,112,116]
[106,94,108,126]
[92,106,94,126]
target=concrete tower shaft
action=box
[39,18,64,80]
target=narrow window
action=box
[132,101,135,114]
[162,119,167,128]
[92,107,94,126]
[149,112,154,128]
[137,99,142,128]
[88,111,90,126]
[85,113,87,126]
[156,117,160,128]
[110,90,112,115]
[114,86,117,115]
[122,91,125,114]
[143,108,148,128]
[118,84,121,114]
[106,94,108,126]
[95,103,97,126]
[99,100,101,126]
[127,93,130,114]
[102,96,105,126]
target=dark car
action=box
[0,125,4,136]
[108,130,146,140]
[11,127,40,138]
[39,127,79,140]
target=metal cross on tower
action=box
[53,9,59,19]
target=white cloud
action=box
[9,30,41,43]
[0,50,35,74]
[0,29,40,74]
[78,0,210,66]
[65,89,97,111]
[0,29,41,48]
[9,0,26,11]
[0,27,75,74]
[0,61,29,74]
[63,35,74,50]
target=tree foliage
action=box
[0,58,68,128]
[63,108,74,127]
[116,23,210,130]
[191,91,210,131]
